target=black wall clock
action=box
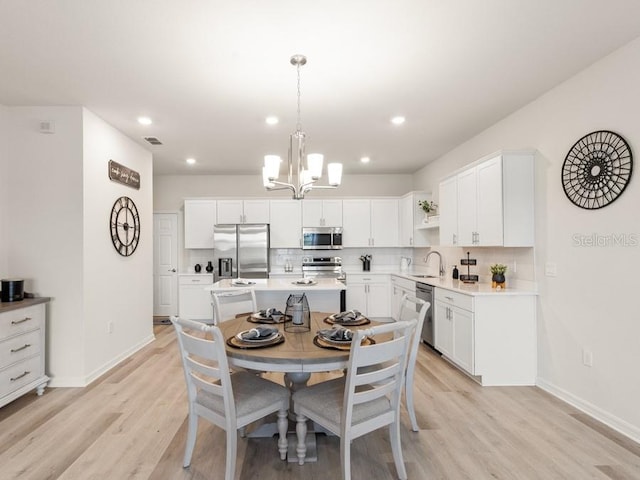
[110,196,141,256]
[562,130,633,209]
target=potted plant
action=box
[490,264,507,289]
[418,200,438,222]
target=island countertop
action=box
[206,277,346,292]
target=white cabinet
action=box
[0,301,49,408]
[390,275,416,320]
[269,200,302,248]
[399,192,432,247]
[302,200,342,227]
[178,275,214,321]
[216,199,270,224]
[434,287,536,385]
[342,199,398,247]
[438,151,534,247]
[184,199,216,249]
[347,274,390,319]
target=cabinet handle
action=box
[445,296,454,301]
[453,233,457,245]
[11,343,31,353]
[11,317,32,325]
[168,268,176,272]
[10,371,30,382]
[410,237,413,245]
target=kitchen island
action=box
[206,278,346,317]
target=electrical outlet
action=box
[582,349,593,367]
[512,259,517,273]
[108,321,114,334]
[545,262,557,277]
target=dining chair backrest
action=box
[212,289,257,324]
[397,293,430,431]
[172,317,236,421]
[343,319,416,439]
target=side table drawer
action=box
[0,329,41,368]
[0,355,42,394]
[0,305,44,338]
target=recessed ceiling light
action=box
[391,116,405,125]
[186,158,196,165]
[137,116,153,125]
[265,116,279,125]
[360,156,371,164]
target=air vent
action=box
[144,136,163,145]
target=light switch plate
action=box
[545,262,557,277]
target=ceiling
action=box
[2,1,640,177]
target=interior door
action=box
[153,213,178,316]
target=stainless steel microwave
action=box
[302,227,343,250]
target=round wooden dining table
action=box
[219,311,388,387]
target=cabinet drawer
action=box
[434,288,473,311]
[348,273,389,285]
[0,305,44,339]
[0,355,42,394]
[0,329,41,368]
[179,275,213,285]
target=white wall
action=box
[0,105,8,276]
[3,106,154,386]
[153,173,414,211]
[413,37,640,441]
[6,107,86,382]
[82,109,154,382]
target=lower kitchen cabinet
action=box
[0,299,50,408]
[434,287,536,386]
[347,274,390,319]
[390,275,416,320]
[178,275,214,321]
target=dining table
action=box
[219,310,390,462]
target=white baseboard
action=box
[48,334,156,388]
[537,377,640,444]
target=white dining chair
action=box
[211,289,257,324]
[292,319,417,480]
[396,294,430,432]
[170,317,288,480]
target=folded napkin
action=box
[318,325,353,341]
[233,278,253,285]
[295,278,314,284]
[241,326,278,340]
[259,308,283,318]
[333,309,362,322]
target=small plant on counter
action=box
[490,264,507,289]
[490,264,507,275]
[418,200,438,214]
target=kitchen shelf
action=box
[416,221,439,230]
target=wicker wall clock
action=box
[110,196,141,256]
[562,130,633,209]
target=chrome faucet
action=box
[425,251,445,277]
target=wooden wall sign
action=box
[108,160,140,190]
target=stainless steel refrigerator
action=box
[212,224,270,281]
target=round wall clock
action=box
[110,196,141,256]
[561,130,633,209]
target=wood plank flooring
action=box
[1,324,639,479]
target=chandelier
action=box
[262,54,343,200]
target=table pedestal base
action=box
[247,418,327,463]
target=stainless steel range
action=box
[302,256,346,310]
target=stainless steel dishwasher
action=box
[416,282,434,347]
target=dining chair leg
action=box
[389,421,408,480]
[340,436,352,480]
[225,427,238,480]
[405,381,419,432]
[183,411,198,467]
[295,414,308,465]
[277,408,288,460]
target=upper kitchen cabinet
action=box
[342,198,399,247]
[399,192,432,247]
[302,199,342,227]
[269,200,302,248]
[217,199,270,224]
[439,151,535,247]
[184,199,216,249]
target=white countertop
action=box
[207,277,345,291]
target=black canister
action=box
[194,264,202,273]
[1,279,25,302]
[452,265,459,280]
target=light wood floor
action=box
[1,325,639,480]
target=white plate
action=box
[232,280,255,286]
[328,313,366,323]
[292,279,316,286]
[236,330,279,343]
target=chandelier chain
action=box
[296,62,302,133]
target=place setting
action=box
[247,307,292,324]
[226,325,285,349]
[324,309,370,326]
[292,277,317,286]
[313,324,375,351]
[231,278,256,286]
